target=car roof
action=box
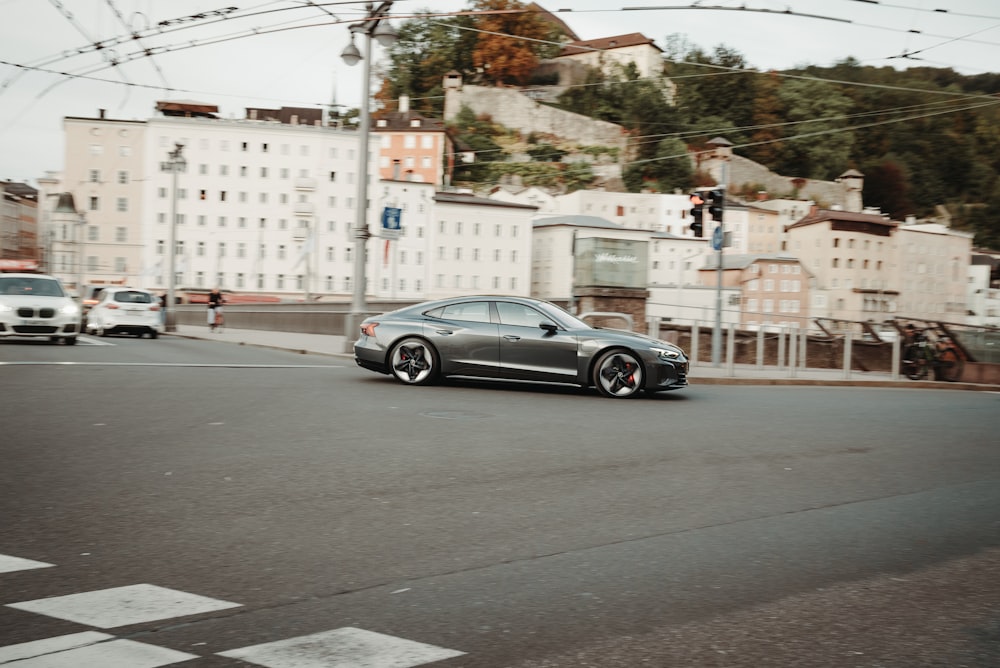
[0,273,59,280]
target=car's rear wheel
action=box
[389,337,438,386]
[63,336,77,346]
[97,326,108,337]
[593,349,644,398]
[149,330,159,339]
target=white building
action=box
[896,221,973,324]
[53,113,147,291]
[968,252,1000,328]
[141,111,374,297]
[372,184,536,300]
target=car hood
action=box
[584,326,684,351]
[0,295,72,306]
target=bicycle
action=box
[900,330,964,382]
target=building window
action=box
[87,226,99,242]
[115,227,127,242]
[116,198,128,212]
[89,197,99,211]
[197,242,206,257]
[117,171,128,184]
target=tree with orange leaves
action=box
[471,0,555,85]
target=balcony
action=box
[293,202,315,216]
[295,177,317,191]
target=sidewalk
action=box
[169,324,999,391]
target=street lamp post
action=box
[340,1,397,352]
[160,142,186,331]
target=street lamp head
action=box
[372,20,398,47]
[340,37,362,66]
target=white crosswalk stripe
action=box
[218,627,466,668]
[0,632,198,668]
[7,583,242,628]
[1,553,466,667]
[0,555,53,574]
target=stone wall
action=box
[444,84,629,152]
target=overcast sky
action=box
[1,0,997,185]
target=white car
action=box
[0,273,82,345]
[86,287,164,338]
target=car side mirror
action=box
[539,322,558,335]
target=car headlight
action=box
[650,346,682,360]
[0,303,13,313]
[60,303,80,316]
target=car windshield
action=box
[0,276,65,297]
[113,291,153,304]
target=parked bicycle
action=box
[900,326,964,382]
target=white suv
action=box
[0,273,82,345]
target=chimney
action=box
[757,191,768,201]
[399,95,410,114]
[99,109,106,119]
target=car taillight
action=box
[106,304,119,309]
[360,322,378,337]
[150,304,161,311]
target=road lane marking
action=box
[78,336,115,346]
[6,583,242,628]
[0,553,54,574]
[218,627,465,668]
[0,632,199,668]
[0,362,342,368]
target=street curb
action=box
[690,377,1000,391]
[166,333,1000,391]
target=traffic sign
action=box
[381,207,402,239]
[712,225,723,251]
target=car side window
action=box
[496,301,556,329]
[438,301,491,323]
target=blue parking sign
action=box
[381,207,402,239]
[712,225,723,251]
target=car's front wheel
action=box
[593,349,644,398]
[389,337,438,386]
[63,336,77,345]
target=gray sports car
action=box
[354,295,688,398]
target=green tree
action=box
[623,137,692,193]
[774,78,854,180]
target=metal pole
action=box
[345,11,379,352]
[76,213,85,298]
[725,322,735,376]
[166,148,181,332]
[304,222,312,303]
[711,200,722,367]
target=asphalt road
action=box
[1,334,999,667]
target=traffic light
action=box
[689,192,704,237]
[707,188,724,223]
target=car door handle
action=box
[435,329,454,335]
[503,335,521,342]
